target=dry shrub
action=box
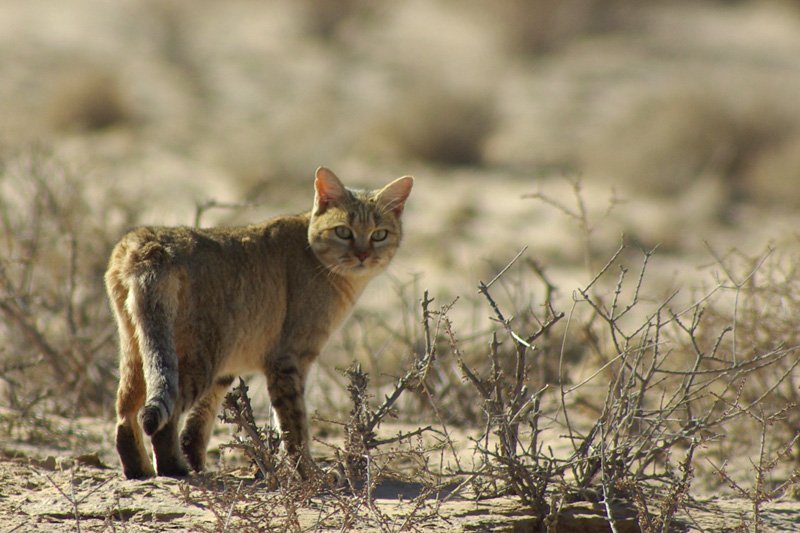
[376,83,496,166]
[582,90,796,199]
[330,235,588,431]
[563,242,800,528]
[219,379,284,486]
[697,247,800,457]
[744,134,800,208]
[46,66,130,133]
[0,146,121,416]
[400,170,800,526]
[297,0,380,41]
[212,359,445,531]
[484,0,648,55]
[408,245,681,528]
[141,0,209,99]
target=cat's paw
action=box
[122,466,156,480]
[155,458,190,478]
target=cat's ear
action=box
[376,176,414,216]
[314,167,347,215]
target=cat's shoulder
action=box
[246,212,311,241]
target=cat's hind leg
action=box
[116,356,156,479]
[110,278,156,479]
[180,375,234,472]
[151,416,190,477]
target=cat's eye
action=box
[371,229,389,242]
[334,226,353,240]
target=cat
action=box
[105,167,413,480]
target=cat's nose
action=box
[355,251,370,262]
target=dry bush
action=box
[331,361,448,499]
[46,66,131,133]
[422,239,800,529]
[402,173,800,528]
[696,246,800,459]
[0,146,122,416]
[443,256,564,521]
[328,278,487,427]
[709,407,800,531]
[375,83,496,166]
[582,90,798,203]
[569,244,800,523]
[744,134,800,208]
[141,0,210,101]
[213,358,445,531]
[219,379,284,486]
[297,0,380,41]
[484,178,800,527]
[482,0,649,56]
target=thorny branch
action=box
[220,378,282,483]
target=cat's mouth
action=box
[347,261,372,272]
[337,256,381,275]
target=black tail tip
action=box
[140,406,161,436]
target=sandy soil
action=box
[2,413,800,532]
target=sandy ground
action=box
[2,413,800,531]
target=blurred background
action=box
[1,0,798,238]
[2,0,800,416]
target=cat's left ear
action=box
[314,167,348,215]
[376,176,414,216]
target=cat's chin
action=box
[336,262,384,278]
[343,265,378,277]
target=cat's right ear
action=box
[314,167,347,215]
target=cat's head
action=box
[308,167,413,277]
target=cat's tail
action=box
[130,274,181,436]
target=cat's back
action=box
[107,214,311,279]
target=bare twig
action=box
[193,199,261,227]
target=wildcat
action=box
[105,167,413,479]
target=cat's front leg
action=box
[264,353,321,480]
